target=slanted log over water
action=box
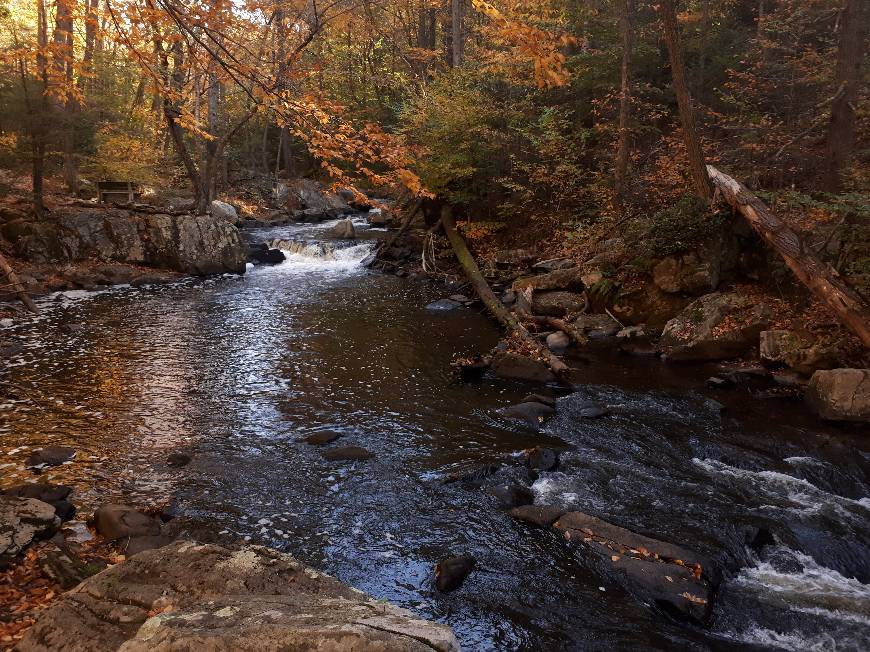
[0,253,38,314]
[707,165,870,348]
[440,206,568,377]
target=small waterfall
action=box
[265,238,375,273]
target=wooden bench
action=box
[97,181,140,204]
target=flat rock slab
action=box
[1,496,59,566]
[553,512,715,623]
[17,541,458,652]
[491,352,555,384]
[303,431,342,445]
[3,483,75,522]
[322,446,374,461]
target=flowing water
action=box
[1,216,869,650]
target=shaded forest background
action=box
[0,0,867,293]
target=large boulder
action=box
[759,330,840,376]
[283,179,350,218]
[660,292,771,361]
[328,218,356,239]
[17,541,458,652]
[554,512,715,623]
[531,290,587,317]
[1,496,59,567]
[3,209,247,275]
[3,483,74,521]
[652,251,720,295]
[805,369,870,422]
[92,504,162,540]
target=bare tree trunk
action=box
[708,166,870,348]
[0,253,39,314]
[440,206,569,376]
[451,0,464,67]
[32,0,49,217]
[660,0,712,199]
[614,0,635,208]
[53,0,78,195]
[821,0,869,191]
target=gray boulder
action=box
[805,369,870,422]
[210,200,239,224]
[284,178,350,216]
[17,541,458,652]
[1,496,58,566]
[93,504,162,540]
[660,292,771,361]
[328,218,356,239]
[652,251,720,295]
[500,401,555,427]
[532,291,587,317]
[546,331,570,352]
[512,267,586,294]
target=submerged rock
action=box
[490,352,555,384]
[488,484,534,509]
[426,298,462,311]
[554,512,716,623]
[17,541,459,652]
[522,446,559,472]
[25,446,76,469]
[1,496,59,566]
[166,452,192,467]
[501,402,555,427]
[434,555,476,593]
[805,369,870,422]
[303,431,342,445]
[322,446,374,461]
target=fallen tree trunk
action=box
[708,165,870,348]
[440,206,568,376]
[0,252,38,314]
[374,197,422,261]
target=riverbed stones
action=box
[488,484,534,509]
[553,512,715,623]
[322,446,374,461]
[303,430,342,445]
[660,292,771,361]
[434,555,476,593]
[509,505,565,528]
[93,504,162,540]
[17,541,459,652]
[3,483,75,521]
[0,496,59,566]
[500,401,555,427]
[491,352,555,384]
[805,369,870,422]
[25,446,76,469]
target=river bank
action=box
[2,213,868,649]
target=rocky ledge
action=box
[17,540,458,652]
[2,206,246,276]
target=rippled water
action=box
[1,218,869,650]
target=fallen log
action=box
[440,206,568,377]
[0,252,38,314]
[707,165,870,348]
[373,197,423,261]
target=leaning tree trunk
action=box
[0,253,38,314]
[660,0,712,199]
[708,165,870,348]
[440,206,568,375]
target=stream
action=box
[1,216,869,651]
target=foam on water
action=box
[263,240,375,275]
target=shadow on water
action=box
[1,222,868,650]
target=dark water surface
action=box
[2,220,869,651]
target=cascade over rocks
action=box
[3,208,247,275]
[17,541,459,652]
[660,292,771,361]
